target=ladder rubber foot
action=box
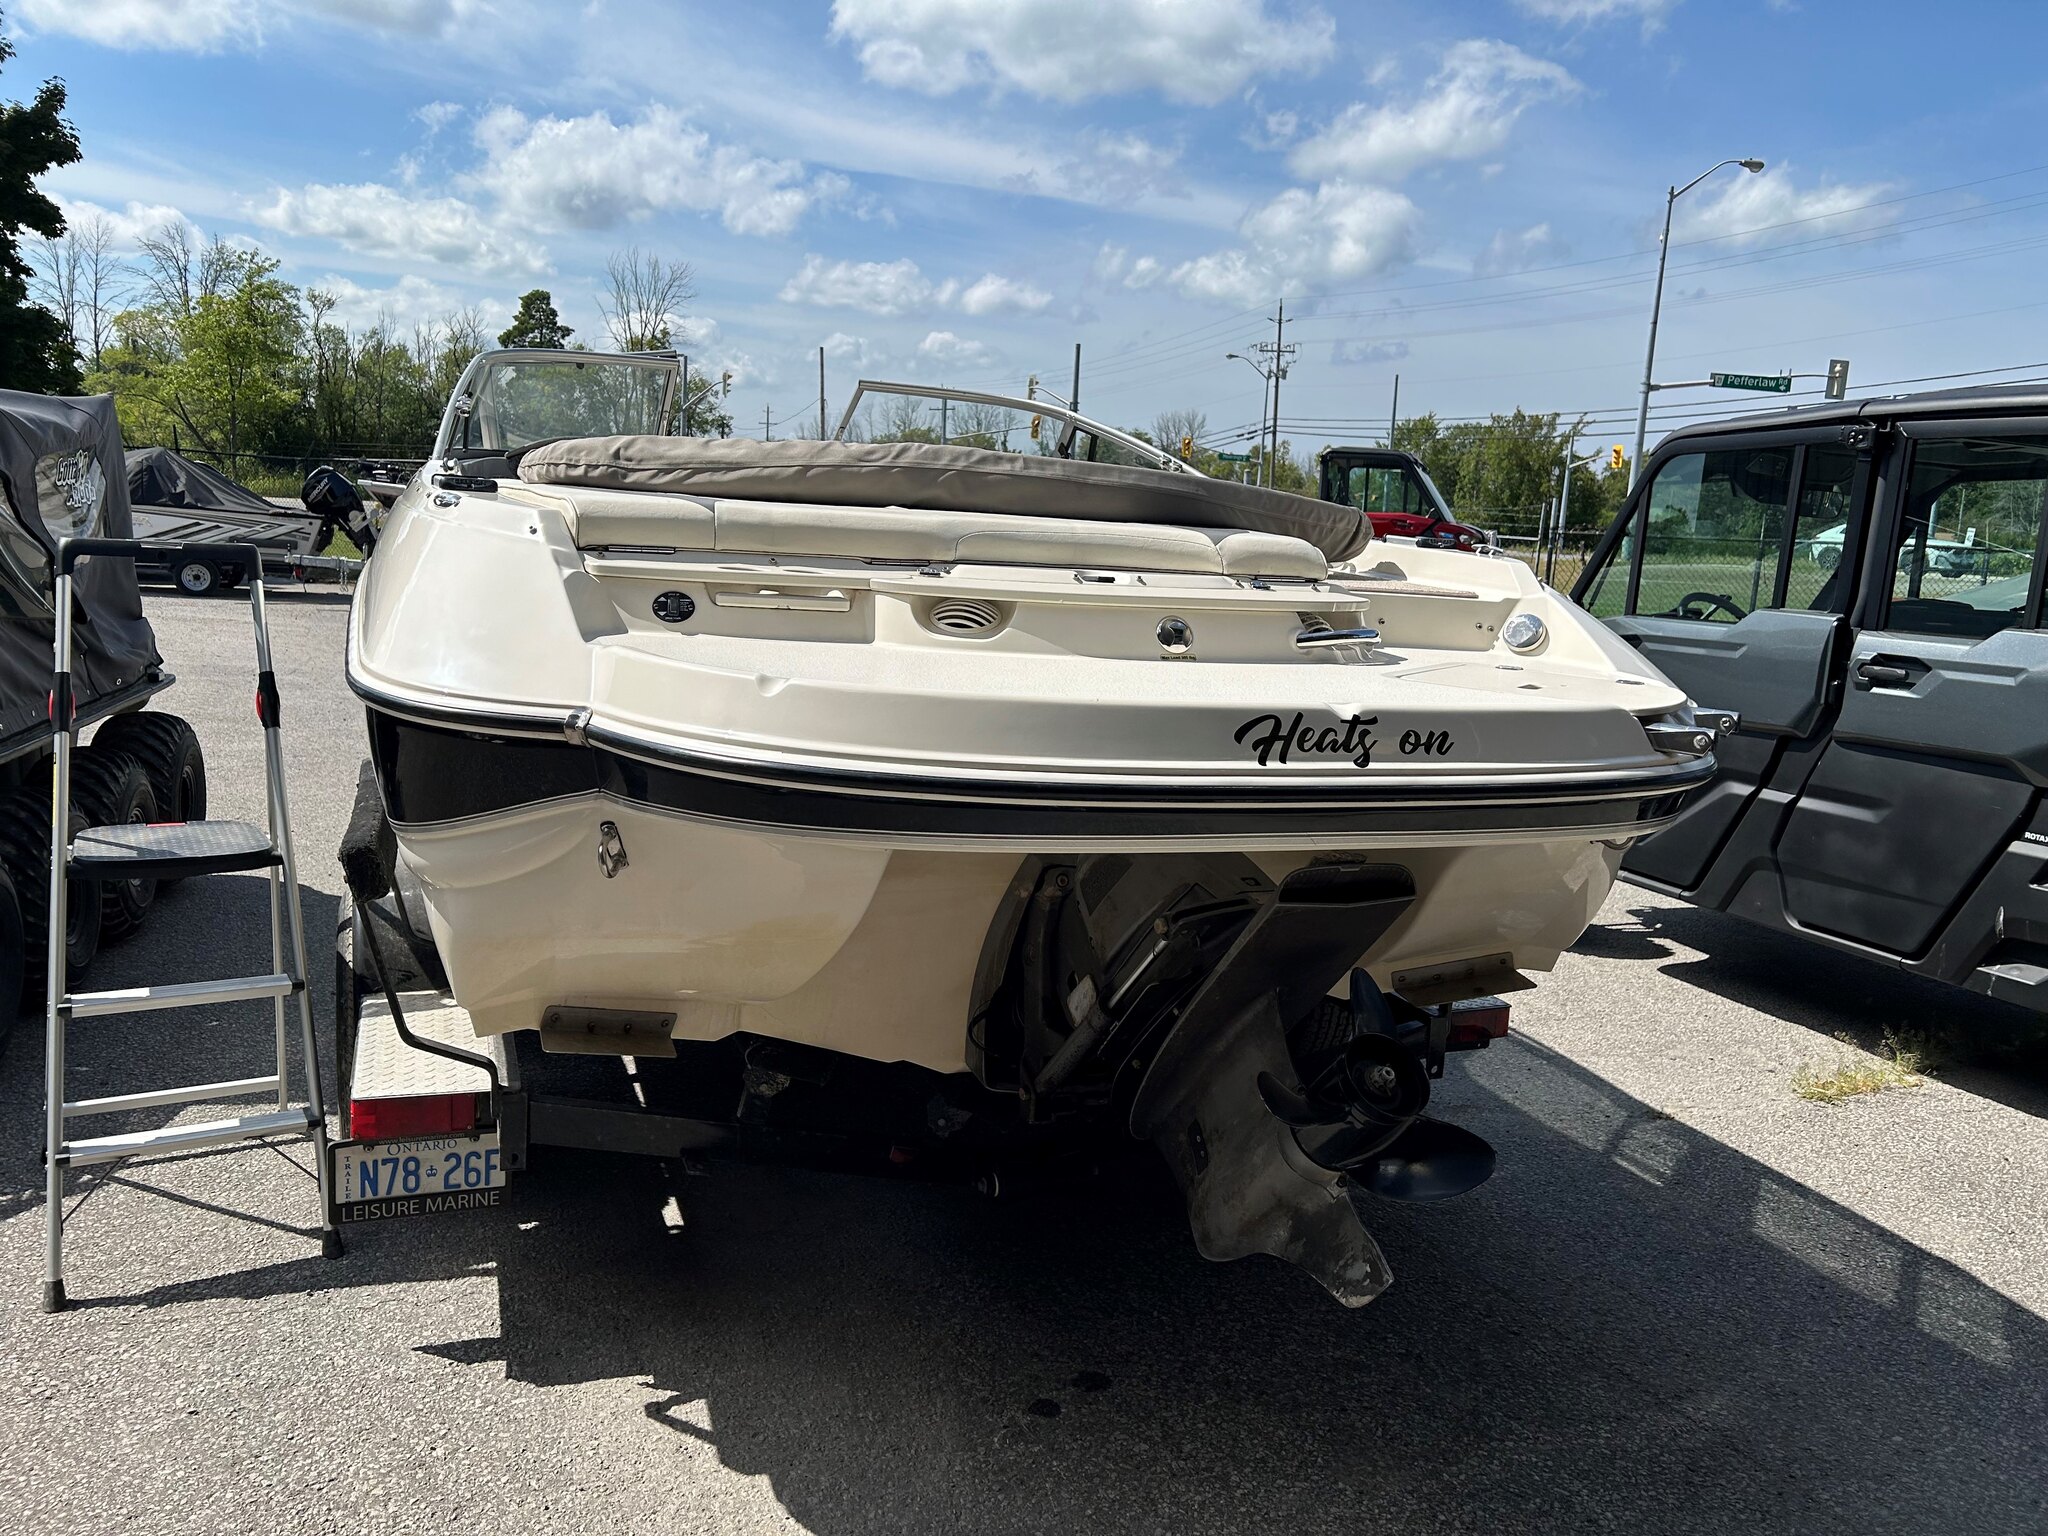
[41,1280,67,1314]
[321,1230,344,1260]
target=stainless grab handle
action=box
[712,588,851,612]
[1294,626,1381,651]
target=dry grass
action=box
[1792,1030,1928,1105]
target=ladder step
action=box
[59,1107,315,1167]
[65,972,295,1018]
[64,1075,281,1119]
[69,819,279,880]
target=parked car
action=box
[1317,446,1495,550]
[1573,385,2048,1020]
[1803,519,1984,575]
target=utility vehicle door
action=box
[1773,420,2048,956]
[1319,450,1451,534]
[1573,431,1870,891]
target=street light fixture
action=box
[1630,156,1767,488]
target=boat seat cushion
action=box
[518,434,1367,562]
[537,488,1328,580]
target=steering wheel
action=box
[1672,591,1747,622]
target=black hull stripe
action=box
[367,708,1710,842]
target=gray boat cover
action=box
[519,436,1369,563]
[0,392,162,755]
[126,445,296,518]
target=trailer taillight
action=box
[1445,997,1511,1050]
[348,1092,477,1139]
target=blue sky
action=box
[19,0,2048,456]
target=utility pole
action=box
[1388,373,1399,447]
[763,404,773,441]
[1069,343,1082,419]
[1251,303,1296,488]
[818,346,827,439]
[680,352,690,434]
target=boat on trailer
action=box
[339,347,1729,1304]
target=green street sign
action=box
[1711,371,1791,393]
[1214,451,1253,463]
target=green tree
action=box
[92,250,303,476]
[0,23,83,391]
[499,288,572,348]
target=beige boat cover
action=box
[518,435,1369,563]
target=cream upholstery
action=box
[542,488,1329,580]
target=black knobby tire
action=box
[0,864,24,1048]
[0,787,100,994]
[69,747,159,940]
[92,711,207,831]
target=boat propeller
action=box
[1258,970,1496,1203]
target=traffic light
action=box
[1180,434,1195,460]
[1029,414,1042,441]
[720,370,733,396]
[1609,444,1626,473]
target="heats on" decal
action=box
[1234,712,1455,768]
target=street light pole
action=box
[1226,350,1272,486]
[1631,156,1766,488]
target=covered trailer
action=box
[0,391,206,1036]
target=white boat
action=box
[345,348,1728,1303]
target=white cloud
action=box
[1668,167,1892,247]
[15,0,483,51]
[1289,40,1579,183]
[56,197,195,250]
[472,106,839,238]
[254,182,547,276]
[1473,221,1570,277]
[1125,255,1163,290]
[1243,108,1300,151]
[416,100,463,135]
[1171,181,1419,306]
[780,255,934,317]
[821,332,883,368]
[1048,131,1185,203]
[829,0,1332,105]
[1511,0,1679,26]
[917,330,993,369]
[956,273,1052,316]
[1329,339,1409,366]
[17,0,259,50]
[309,273,466,331]
[781,255,1051,317]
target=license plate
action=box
[331,1132,504,1223]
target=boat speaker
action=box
[926,597,1007,635]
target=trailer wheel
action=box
[0,788,100,994]
[175,558,220,596]
[92,711,207,835]
[69,748,158,940]
[0,864,24,1046]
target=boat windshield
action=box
[448,354,677,458]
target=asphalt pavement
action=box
[2,589,2045,1535]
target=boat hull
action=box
[369,706,1651,1070]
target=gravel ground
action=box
[2,589,2045,1535]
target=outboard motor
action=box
[301,464,375,555]
[1008,853,1500,1307]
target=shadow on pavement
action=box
[1576,900,2048,1114]
[33,1029,2048,1535]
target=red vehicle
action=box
[1318,447,1493,551]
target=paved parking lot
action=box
[2,590,2046,1535]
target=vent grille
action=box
[928,597,1005,634]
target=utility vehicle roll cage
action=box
[832,380,1201,476]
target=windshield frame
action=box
[432,348,682,464]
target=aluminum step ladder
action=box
[42,538,340,1313]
